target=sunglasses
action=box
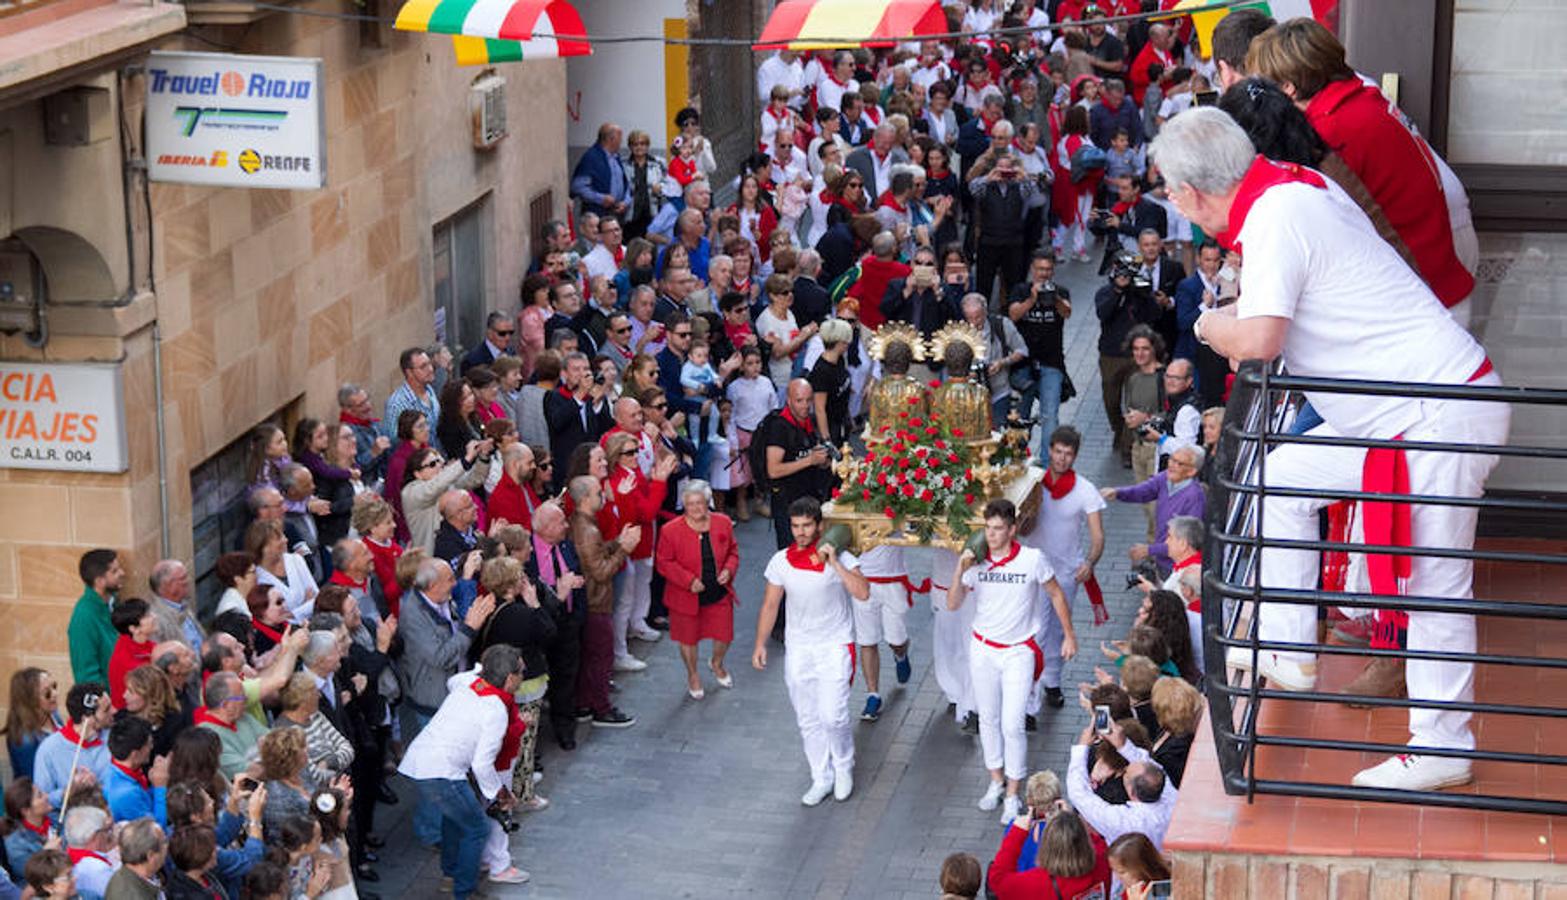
[671,330,692,338]
[612,326,632,334]
[494,328,515,337]
[539,460,554,468]
[420,459,443,470]
[620,449,638,457]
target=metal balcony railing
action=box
[1200,360,1567,815]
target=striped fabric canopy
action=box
[1168,0,1337,58]
[394,0,591,59]
[755,0,949,51]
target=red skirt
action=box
[669,595,734,645]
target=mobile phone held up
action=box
[1193,89,1218,107]
[1147,879,1173,899]
[1093,704,1112,735]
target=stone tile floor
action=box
[372,256,1164,898]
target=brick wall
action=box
[1173,851,1567,899]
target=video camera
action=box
[1109,251,1153,291]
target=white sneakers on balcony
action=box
[1352,753,1473,791]
[1225,647,1319,691]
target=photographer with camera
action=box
[760,379,836,551]
[968,151,1037,311]
[1120,326,1165,538]
[1095,257,1162,466]
[961,293,1030,427]
[1091,175,1167,269]
[881,245,962,343]
[1007,251,1072,458]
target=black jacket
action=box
[882,278,961,338]
[543,389,612,488]
[1095,283,1161,357]
[792,275,832,329]
[460,342,498,376]
[474,594,559,680]
[432,521,479,570]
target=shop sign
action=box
[0,362,128,473]
[145,51,325,190]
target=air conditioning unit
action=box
[470,74,507,150]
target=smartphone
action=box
[1148,880,1173,899]
[1093,704,1112,735]
[1193,89,1218,107]
[234,775,258,792]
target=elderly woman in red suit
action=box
[655,479,740,700]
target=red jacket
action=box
[108,637,154,709]
[847,256,912,328]
[654,514,739,617]
[988,824,1112,900]
[487,470,540,531]
[602,465,668,560]
[1305,78,1473,307]
[1128,42,1173,106]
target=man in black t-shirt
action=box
[762,379,834,550]
[806,318,854,447]
[1008,250,1072,462]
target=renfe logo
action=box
[149,69,312,100]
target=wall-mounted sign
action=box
[0,362,128,473]
[145,50,326,190]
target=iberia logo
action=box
[238,149,261,174]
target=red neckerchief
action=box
[60,720,102,749]
[194,707,237,732]
[111,759,150,789]
[785,544,825,572]
[825,71,850,88]
[612,244,625,266]
[339,411,378,428]
[21,818,49,837]
[829,193,861,214]
[979,111,1001,133]
[557,384,578,402]
[1220,155,1329,255]
[1043,468,1077,501]
[986,541,1023,570]
[253,620,284,644]
[470,677,527,773]
[68,848,111,866]
[1173,552,1202,571]
[328,570,365,590]
[1111,198,1135,217]
[764,104,788,124]
[876,190,907,213]
[780,405,815,435]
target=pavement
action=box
[371,255,1161,899]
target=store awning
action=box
[755,0,949,51]
[393,0,590,57]
[1167,0,1336,58]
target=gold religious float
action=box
[824,322,1043,553]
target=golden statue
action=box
[864,326,931,439]
[929,322,992,441]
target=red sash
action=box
[865,574,931,607]
[972,632,1046,681]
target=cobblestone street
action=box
[377,256,1165,899]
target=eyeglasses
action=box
[612,325,632,334]
[539,460,554,468]
[620,449,638,457]
[224,695,247,704]
[671,330,692,338]
[650,402,669,410]
[494,328,515,337]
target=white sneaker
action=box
[802,779,834,807]
[1225,647,1318,691]
[613,655,648,672]
[1000,793,1022,825]
[977,780,1005,812]
[1352,753,1473,791]
[488,867,531,885]
[833,767,854,801]
[631,626,663,643]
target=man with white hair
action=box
[301,629,349,731]
[147,559,203,650]
[327,538,384,629]
[770,125,809,188]
[961,292,1029,425]
[1152,107,1508,791]
[1102,443,1207,572]
[1129,23,1175,106]
[873,168,917,254]
[432,489,481,569]
[64,805,118,897]
[845,122,909,198]
[1177,564,1205,675]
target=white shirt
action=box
[727,375,778,430]
[1021,474,1106,571]
[258,552,319,624]
[815,75,857,118]
[1235,177,1485,439]
[856,545,906,578]
[755,308,801,387]
[960,543,1055,645]
[757,53,805,106]
[1066,742,1178,850]
[74,854,118,900]
[962,7,999,33]
[910,61,951,95]
[769,145,809,188]
[583,243,618,281]
[764,549,861,646]
[398,667,509,800]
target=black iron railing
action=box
[1200,360,1567,815]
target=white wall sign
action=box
[145,50,326,190]
[0,362,128,473]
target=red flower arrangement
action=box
[841,410,988,539]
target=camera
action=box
[1124,558,1161,590]
[594,372,607,386]
[816,443,842,463]
[1137,411,1170,441]
[1109,251,1152,291]
[487,800,521,834]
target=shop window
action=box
[432,196,491,358]
[189,404,296,620]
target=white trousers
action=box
[784,641,856,784]
[970,638,1039,779]
[1029,573,1079,715]
[1256,378,1509,750]
[854,581,912,647]
[931,553,976,722]
[482,817,511,875]
[613,557,654,660]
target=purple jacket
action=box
[1116,472,1206,569]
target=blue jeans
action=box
[410,711,442,846]
[413,778,489,899]
[1019,364,1065,460]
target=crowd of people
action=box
[0,1,1498,898]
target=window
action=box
[189,404,295,620]
[1446,1,1567,167]
[432,197,491,357]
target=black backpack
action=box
[747,410,784,495]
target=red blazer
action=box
[655,514,738,617]
[604,465,668,560]
[987,824,1112,900]
[108,636,153,709]
[487,470,539,531]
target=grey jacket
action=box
[844,145,910,198]
[397,591,475,714]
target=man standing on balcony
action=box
[1152,109,1510,793]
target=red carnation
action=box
[831,488,841,499]
[942,475,954,488]
[858,472,868,485]
[883,507,896,518]
[926,427,939,437]
[909,417,924,428]
[913,468,927,480]
[952,428,965,437]
[935,439,947,449]
[885,484,896,496]
[861,489,872,500]
[920,488,934,501]
[898,411,909,420]
[949,453,961,464]
[901,483,916,497]
[965,468,974,480]
[898,458,912,469]
[906,396,921,405]
[877,472,889,485]
[964,493,975,504]
[929,379,942,388]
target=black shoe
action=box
[362,850,380,864]
[573,707,594,723]
[1025,714,1037,733]
[1044,687,1065,708]
[960,711,979,735]
[364,834,385,849]
[355,864,380,883]
[592,707,636,728]
[377,784,399,805]
[557,735,577,751]
[947,701,957,714]
[648,615,670,631]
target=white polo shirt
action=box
[764,548,861,646]
[1234,176,1486,440]
[1021,474,1105,572]
[961,542,1055,646]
